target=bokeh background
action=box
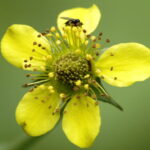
[0,0,150,150]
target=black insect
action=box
[61,17,83,27]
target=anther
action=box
[37,34,41,38]
[47,55,52,60]
[75,80,82,86]
[26,74,31,77]
[84,40,89,45]
[48,86,54,93]
[29,57,33,60]
[84,74,90,78]
[50,26,56,32]
[91,36,96,41]
[75,49,81,54]
[99,32,103,36]
[83,29,87,33]
[93,43,101,48]
[24,60,28,63]
[84,84,89,90]
[24,64,28,68]
[48,72,54,78]
[40,85,46,89]
[95,69,101,75]
[86,54,93,60]
[55,33,60,38]
[60,93,66,99]
[41,32,46,36]
[38,44,42,47]
[106,39,110,43]
[56,40,61,45]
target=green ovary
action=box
[54,53,91,86]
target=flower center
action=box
[54,53,90,86]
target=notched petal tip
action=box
[57,4,101,34]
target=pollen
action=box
[48,72,54,78]
[91,36,96,41]
[47,55,52,60]
[55,53,90,87]
[60,93,66,99]
[75,49,81,54]
[75,80,82,86]
[84,40,89,45]
[84,84,89,89]
[86,54,93,60]
[95,69,101,75]
[48,86,55,93]
[84,74,90,78]
[56,40,61,45]
[50,26,56,32]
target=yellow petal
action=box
[96,43,150,87]
[62,94,101,148]
[1,24,51,71]
[57,4,101,34]
[16,85,61,136]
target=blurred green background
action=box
[0,0,150,150]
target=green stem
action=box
[2,135,45,150]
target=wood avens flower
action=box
[1,4,150,148]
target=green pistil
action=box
[54,53,91,86]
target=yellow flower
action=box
[1,4,150,148]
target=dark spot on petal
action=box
[32,49,36,52]
[86,103,89,107]
[29,57,33,60]
[110,66,113,71]
[114,77,117,80]
[34,96,38,99]
[33,42,37,45]
[48,105,52,109]
[42,47,46,50]
[41,100,45,103]
[110,53,114,56]
[73,103,77,106]
[76,96,80,99]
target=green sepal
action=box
[93,78,123,111]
